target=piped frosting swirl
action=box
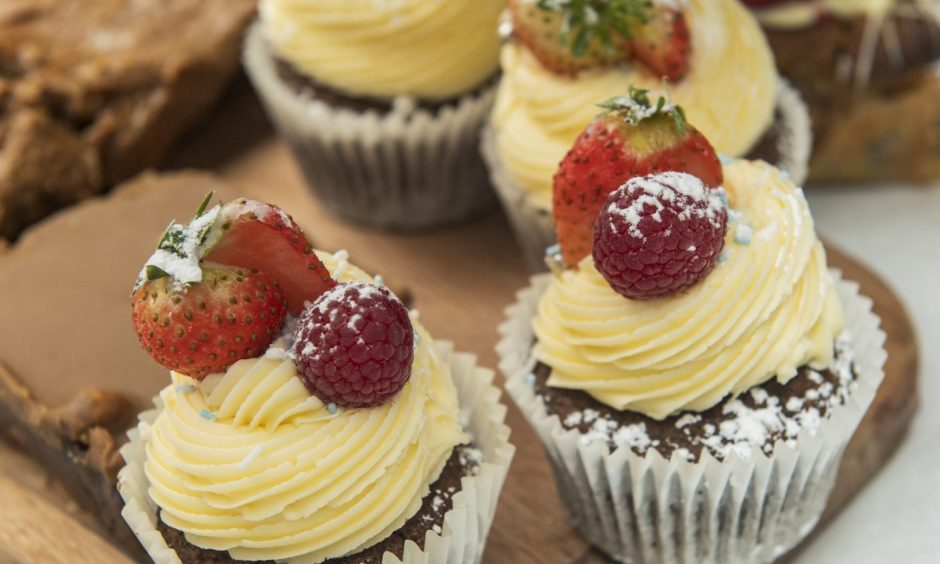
[144,253,466,562]
[492,0,777,210]
[259,0,504,101]
[533,160,844,420]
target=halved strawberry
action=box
[509,0,630,75]
[626,7,692,82]
[741,0,793,7]
[132,266,287,379]
[203,199,335,315]
[508,1,692,81]
[553,87,723,266]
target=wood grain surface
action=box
[0,80,919,563]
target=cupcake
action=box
[482,0,812,270]
[242,0,505,229]
[497,102,885,562]
[744,0,940,182]
[117,196,513,562]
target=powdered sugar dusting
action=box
[689,331,856,459]
[264,345,289,360]
[544,331,857,461]
[607,173,726,239]
[135,205,221,289]
[580,417,659,454]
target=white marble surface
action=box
[797,183,940,563]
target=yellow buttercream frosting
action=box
[492,0,777,210]
[259,0,504,101]
[144,253,467,562]
[533,160,844,420]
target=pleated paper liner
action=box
[244,23,497,231]
[118,341,515,564]
[497,271,884,563]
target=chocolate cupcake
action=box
[482,0,812,271]
[242,1,505,230]
[746,0,940,182]
[496,144,884,559]
[117,197,513,562]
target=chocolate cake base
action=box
[244,27,499,231]
[274,57,498,116]
[156,444,483,563]
[532,335,856,462]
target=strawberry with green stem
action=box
[553,86,723,266]
[131,193,335,378]
[510,0,691,81]
[132,266,287,379]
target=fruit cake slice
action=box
[744,0,940,181]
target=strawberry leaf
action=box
[194,191,215,218]
[537,0,649,56]
[145,265,169,281]
[599,85,687,134]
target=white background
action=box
[798,184,940,563]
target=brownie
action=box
[155,444,484,563]
[530,335,857,462]
[0,172,244,558]
[0,366,143,560]
[0,0,255,240]
[273,56,498,117]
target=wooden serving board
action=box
[0,81,919,563]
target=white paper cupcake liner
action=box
[118,341,515,564]
[772,78,812,188]
[243,22,498,230]
[480,121,557,273]
[497,270,885,563]
[481,78,813,272]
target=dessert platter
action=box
[0,0,928,563]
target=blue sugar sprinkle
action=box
[717,253,728,266]
[175,383,196,394]
[525,373,536,387]
[544,244,565,273]
[199,409,217,421]
[718,154,734,165]
[716,187,729,208]
[780,170,791,181]
[327,403,338,414]
[374,274,385,287]
[733,224,753,246]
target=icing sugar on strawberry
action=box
[508,0,693,81]
[548,87,733,300]
[552,86,724,267]
[131,195,415,407]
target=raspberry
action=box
[592,172,728,300]
[291,282,414,407]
